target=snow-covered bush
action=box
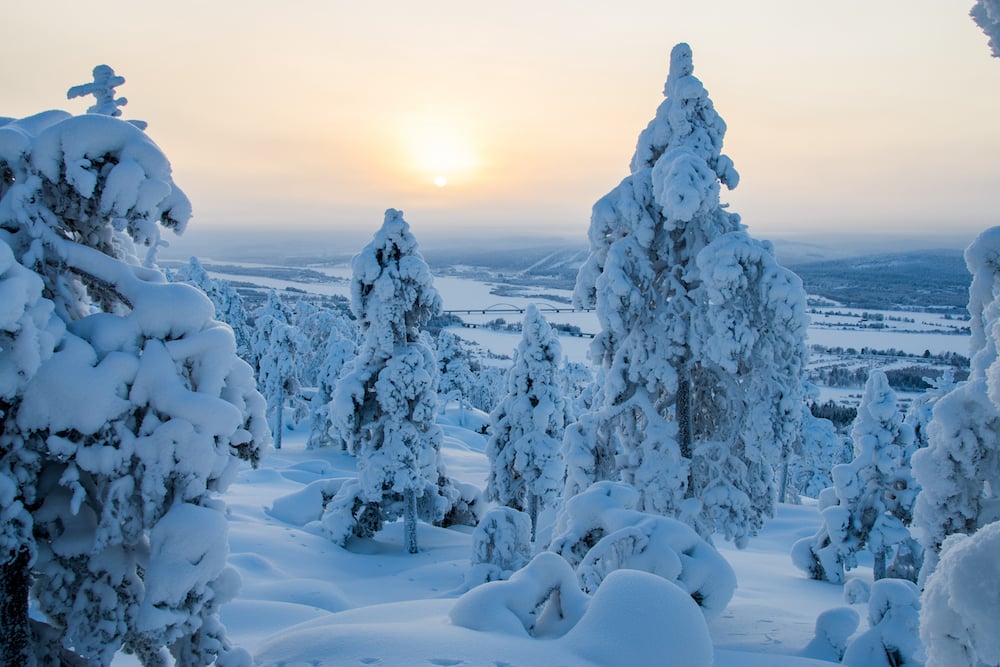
[468,507,532,585]
[486,305,569,538]
[549,481,736,618]
[451,553,713,667]
[921,520,1000,667]
[803,607,860,662]
[791,487,849,583]
[325,209,463,553]
[451,551,589,638]
[0,89,266,665]
[842,578,922,667]
[561,569,713,667]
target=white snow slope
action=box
[112,406,878,666]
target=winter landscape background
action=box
[147,236,972,666]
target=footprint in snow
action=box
[428,660,464,666]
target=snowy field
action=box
[110,414,872,666]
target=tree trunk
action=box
[676,371,692,460]
[273,385,284,450]
[528,493,539,543]
[1,549,34,667]
[404,489,419,554]
[873,547,887,581]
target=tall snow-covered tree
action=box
[913,226,1000,582]
[325,209,453,554]
[486,305,569,539]
[572,43,806,543]
[251,290,305,450]
[0,93,266,665]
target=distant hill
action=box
[787,249,969,311]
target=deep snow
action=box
[107,407,888,666]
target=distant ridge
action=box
[787,249,969,311]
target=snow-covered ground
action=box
[109,414,886,666]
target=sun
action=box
[401,113,479,189]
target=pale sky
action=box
[3,1,999,244]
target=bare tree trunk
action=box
[528,493,539,543]
[404,489,418,554]
[873,547,887,582]
[676,371,692,461]
[273,385,284,450]
[1,549,34,667]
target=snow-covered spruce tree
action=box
[972,0,1000,57]
[837,371,916,581]
[903,368,955,451]
[251,290,306,450]
[693,231,808,544]
[324,209,457,554]
[912,227,1000,582]
[572,43,805,543]
[789,406,852,501]
[486,305,569,539]
[305,311,356,450]
[0,100,266,665]
[794,371,917,584]
[437,329,475,410]
[172,256,252,360]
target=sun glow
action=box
[402,113,480,189]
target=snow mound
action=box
[564,569,713,667]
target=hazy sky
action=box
[3,2,999,245]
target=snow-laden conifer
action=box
[172,256,252,360]
[251,290,306,450]
[437,329,476,410]
[572,43,806,543]
[305,311,356,450]
[912,227,1000,582]
[0,97,265,665]
[324,209,455,553]
[486,305,569,539]
[794,371,916,583]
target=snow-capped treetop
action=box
[972,0,1000,58]
[0,111,190,283]
[350,209,441,351]
[66,65,138,122]
[630,42,739,224]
